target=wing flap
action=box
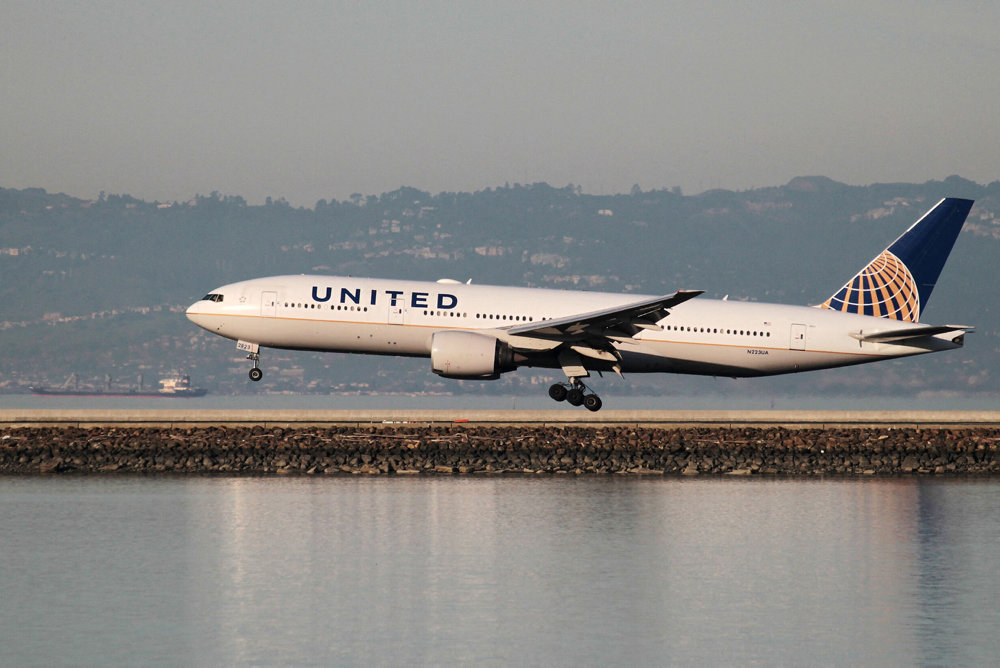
[570,344,622,362]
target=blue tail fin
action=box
[820,198,973,321]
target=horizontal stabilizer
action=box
[849,324,973,343]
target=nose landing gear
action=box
[238,341,264,382]
[548,379,603,412]
[247,351,263,382]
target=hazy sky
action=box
[3,1,998,206]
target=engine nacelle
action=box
[431,331,516,380]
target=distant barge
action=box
[31,374,207,398]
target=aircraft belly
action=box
[616,340,888,377]
[618,342,771,377]
[221,317,432,355]
[217,315,936,375]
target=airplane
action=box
[186,198,974,411]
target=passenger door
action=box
[790,323,806,351]
[261,291,277,317]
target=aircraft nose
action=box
[186,300,211,327]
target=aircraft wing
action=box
[505,290,703,342]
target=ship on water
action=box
[31,373,207,398]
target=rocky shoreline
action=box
[2,424,999,476]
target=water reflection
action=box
[1,477,997,665]
[913,482,1000,666]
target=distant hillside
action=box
[2,176,998,399]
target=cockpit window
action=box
[203,293,224,302]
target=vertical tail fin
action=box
[820,198,973,322]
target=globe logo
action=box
[821,250,919,322]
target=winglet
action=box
[820,198,973,322]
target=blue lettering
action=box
[386,290,404,306]
[327,287,458,309]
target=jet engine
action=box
[431,331,516,380]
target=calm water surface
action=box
[5,391,1000,411]
[1,476,998,666]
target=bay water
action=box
[2,476,998,666]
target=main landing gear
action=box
[548,380,603,412]
[248,351,263,382]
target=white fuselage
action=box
[185,275,963,378]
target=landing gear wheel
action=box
[548,384,568,402]
[246,349,263,382]
[566,388,585,406]
[583,394,603,412]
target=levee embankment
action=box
[2,410,999,476]
[4,409,1000,428]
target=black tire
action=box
[583,394,602,412]
[566,388,584,406]
[548,384,568,402]
[249,367,263,382]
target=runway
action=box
[3,409,1000,428]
